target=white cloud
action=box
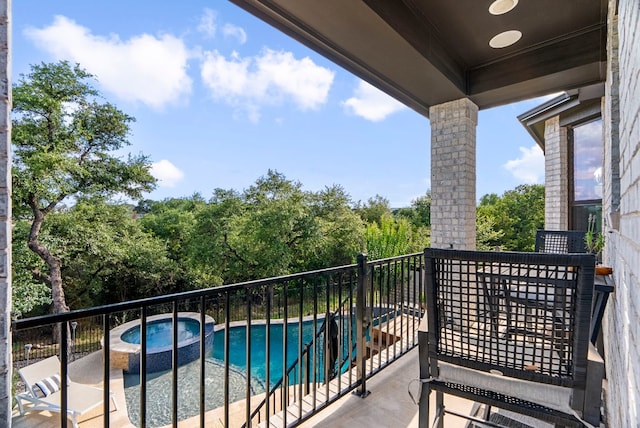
[24,15,193,110]
[222,23,247,44]
[150,160,185,187]
[200,48,334,122]
[342,80,407,121]
[197,8,217,38]
[503,145,544,183]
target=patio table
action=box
[477,263,580,344]
[477,264,613,345]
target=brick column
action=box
[429,98,477,250]
[543,116,569,230]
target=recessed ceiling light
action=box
[489,0,519,15]
[489,30,522,48]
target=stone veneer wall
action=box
[0,1,10,426]
[429,98,477,250]
[602,0,640,426]
[543,116,569,230]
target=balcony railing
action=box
[12,252,424,428]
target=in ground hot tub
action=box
[108,312,214,373]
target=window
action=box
[570,118,603,231]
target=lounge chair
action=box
[15,355,117,428]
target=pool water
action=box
[214,320,317,387]
[124,312,392,427]
[121,319,200,348]
[212,317,359,388]
[124,358,265,428]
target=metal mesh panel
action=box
[425,249,594,388]
[433,382,583,427]
[535,230,587,254]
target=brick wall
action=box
[543,116,569,230]
[603,0,640,426]
[429,98,477,250]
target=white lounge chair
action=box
[15,355,117,428]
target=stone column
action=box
[543,116,569,230]
[0,0,10,425]
[429,98,478,250]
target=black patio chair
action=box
[534,229,611,346]
[535,230,588,254]
[417,248,603,427]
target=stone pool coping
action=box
[215,313,327,331]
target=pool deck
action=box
[11,350,134,428]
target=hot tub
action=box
[108,312,214,374]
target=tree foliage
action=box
[48,199,178,305]
[476,184,544,251]
[11,222,51,317]
[365,213,430,260]
[12,61,156,314]
[186,171,365,284]
[394,192,431,228]
[354,194,391,225]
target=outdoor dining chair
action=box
[535,229,588,254]
[417,248,603,427]
[533,229,612,346]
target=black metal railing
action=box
[12,253,424,428]
[245,275,358,427]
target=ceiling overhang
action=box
[229,0,608,118]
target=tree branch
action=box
[223,232,257,267]
[31,269,51,286]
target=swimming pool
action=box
[123,313,386,426]
[124,357,265,427]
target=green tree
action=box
[365,213,428,260]
[187,189,243,286]
[12,61,156,315]
[45,198,177,306]
[187,172,365,284]
[308,185,365,269]
[394,192,431,228]
[476,184,544,251]
[411,192,431,228]
[226,170,320,280]
[139,195,207,289]
[355,194,391,225]
[475,212,505,251]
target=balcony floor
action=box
[279,345,552,428]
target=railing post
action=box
[305,343,311,395]
[354,253,370,397]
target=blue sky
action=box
[13,0,550,207]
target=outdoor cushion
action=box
[33,374,61,398]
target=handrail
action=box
[12,262,359,329]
